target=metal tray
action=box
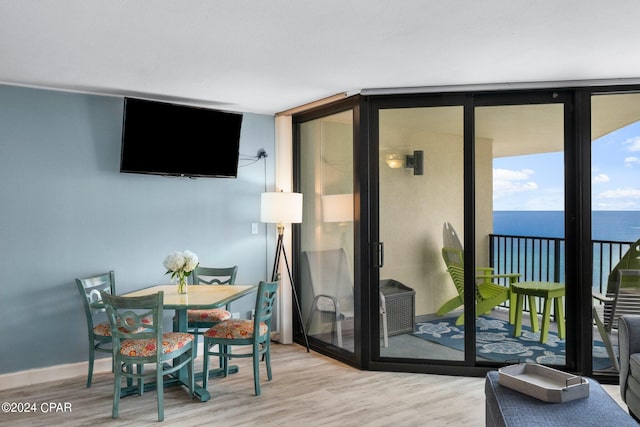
[498,363,589,403]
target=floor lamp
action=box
[260,191,310,352]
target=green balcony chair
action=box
[440,222,520,324]
[75,271,116,387]
[438,247,515,325]
[202,280,278,396]
[101,290,195,422]
[593,238,640,371]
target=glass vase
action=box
[177,273,188,294]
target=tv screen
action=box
[120,98,242,178]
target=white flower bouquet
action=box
[163,250,199,293]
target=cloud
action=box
[592,173,610,183]
[493,168,538,198]
[624,156,640,167]
[625,136,640,152]
[598,187,640,199]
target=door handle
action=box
[373,242,384,268]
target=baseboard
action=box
[0,357,113,391]
[0,341,214,392]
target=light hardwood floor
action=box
[0,343,627,426]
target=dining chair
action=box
[202,280,278,396]
[187,265,238,333]
[75,271,116,387]
[100,290,195,422]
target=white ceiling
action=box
[2,1,640,115]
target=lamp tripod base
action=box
[271,228,310,352]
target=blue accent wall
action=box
[0,84,275,374]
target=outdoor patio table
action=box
[511,281,565,344]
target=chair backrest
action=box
[606,269,640,331]
[605,239,640,292]
[254,281,279,339]
[100,291,163,362]
[443,222,464,251]
[193,266,238,285]
[442,247,466,297]
[301,249,354,308]
[75,271,116,330]
[601,239,640,329]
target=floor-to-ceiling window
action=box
[292,85,640,380]
[297,104,356,358]
[591,92,640,377]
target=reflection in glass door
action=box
[377,105,464,361]
[298,109,355,352]
[475,103,566,366]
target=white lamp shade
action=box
[260,192,303,224]
[322,193,353,223]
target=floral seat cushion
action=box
[187,308,232,324]
[120,332,194,357]
[204,319,268,339]
[93,317,152,337]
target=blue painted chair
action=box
[187,266,238,333]
[101,291,195,422]
[202,281,278,396]
[75,271,116,387]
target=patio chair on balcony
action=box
[593,238,640,371]
[439,223,520,325]
[438,246,515,325]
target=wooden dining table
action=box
[113,283,257,402]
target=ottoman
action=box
[485,371,636,426]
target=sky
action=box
[493,121,640,211]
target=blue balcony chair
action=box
[75,271,116,387]
[202,280,278,396]
[101,291,195,422]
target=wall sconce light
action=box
[385,154,403,169]
[405,150,424,175]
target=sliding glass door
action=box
[474,100,567,367]
[375,103,465,361]
[370,92,574,370]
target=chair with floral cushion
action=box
[100,291,195,422]
[75,271,117,387]
[187,265,238,334]
[202,280,278,396]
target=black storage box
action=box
[380,279,416,336]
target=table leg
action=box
[173,309,211,402]
[509,289,516,324]
[514,293,524,337]
[527,295,539,332]
[540,296,552,344]
[555,296,565,339]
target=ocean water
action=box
[493,210,640,288]
[493,211,640,243]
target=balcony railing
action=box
[488,234,633,313]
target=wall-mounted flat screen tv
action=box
[120,98,243,178]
